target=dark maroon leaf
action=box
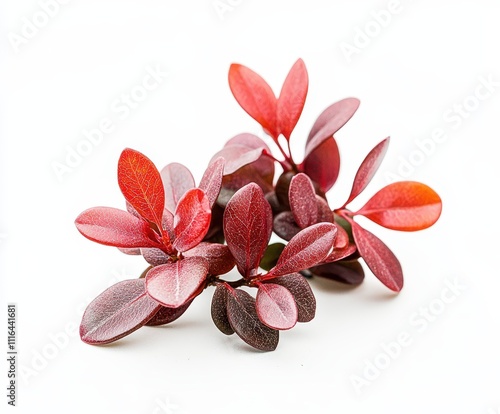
[118,148,165,229]
[183,242,235,276]
[146,299,193,326]
[223,183,273,278]
[141,248,170,266]
[173,189,211,253]
[310,260,365,285]
[227,288,279,351]
[160,162,195,213]
[260,243,286,271]
[256,283,298,330]
[199,157,225,207]
[302,137,340,193]
[80,279,161,345]
[75,207,160,249]
[273,211,301,241]
[266,273,316,322]
[270,223,337,277]
[145,257,209,307]
[211,284,234,335]
[289,173,318,229]
[351,220,403,292]
[344,137,390,206]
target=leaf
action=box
[289,173,318,229]
[266,273,316,322]
[80,279,161,345]
[277,58,308,139]
[141,248,170,266]
[310,260,365,285]
[273,211,301,241]
[228,63,278,139]
[211,284,234,335]
[160,162,195,213]
[145,257,209,308]
[302,137,341,192]
[118,247,141,255]
[146,299,193,326]
[270,223,337,277]
[199,157,225,207]
[316,195,334,224]
[183,242,235,276]
[355,181,442,231]
[227,288,279,351]
[118,148,165,228]
[75,207,160,248]
[344,137,390,206]
[256,283,298,330]
[351,220,403,292]
[322,243,357,263]
[173,189,211,253]
[305,98,360,157]
[275,171,295,209]
[223,183,273,278]
[260,243,286,271]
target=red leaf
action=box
[211,284,234,335]
[355,181,442,231]
[223,183,273,278]
[302,137,341,192]
[228,63,279,139]
[266,273,316,322]
[270,223,337,277]
[212,144,266,176]
[305,98,360,157]
[75,207,160,248]
[316,195,334,224]
[145,257,209,308]
[289,173,318,228]
[226,288,279,351]
[322,243,357,263]
[160,162,195,213]
[80,279,161,345]
[199,157,225,207]
[278,58,308,140]
[344,137,390,206]
[173,189,211,253]
[118,148,165,229]
[351,221,403,291]
[183,242,235,276]
[146,299,193,326]
[273,211,301,241]
[256,283,298,330]
[334,223,350,249]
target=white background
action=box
[1,1,500,413]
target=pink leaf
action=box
[145,257,209,308]
[80,279,161,345]
[160,162,195,213]
[344,137,390,206]
[183,242,235,276]
[146,299,193,326]
[75,207,160,248]
[270,223,337,277]
[351,220,403,292]
[118,148,165,229]
[277,58,308,139]
[223,183,273,277]
[211,284,234,335]
[302,137,341,192]
[228,63,279,139]
[256,283,298,330]
[173,189,211,253]
[199,157,225,207]
[289,173,318,228]
[355,181,442,231]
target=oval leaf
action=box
[183,242,235,276]
[256,283,298,330]
[146,299,193,326]
[278,58,308,139]
[211,284,234,335]
[75,207,160,248]
[199,157,225,207]
[270,223,337,277]
[173,189,211,253]
[351,221,403,291]
[355,181,442,231]
[273,211,302,241]
[344,137,390,206]
[227,288,279,351]
[145,257,209,308]
[223,183,273,277]
[80,279,161,345]
[289,173,318,229]
[141,248,170,266]
[118,148,165,228]
[316,195,334,224]
[302,137,341,192]
[228,63,278,139]
[161,162,195,213]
